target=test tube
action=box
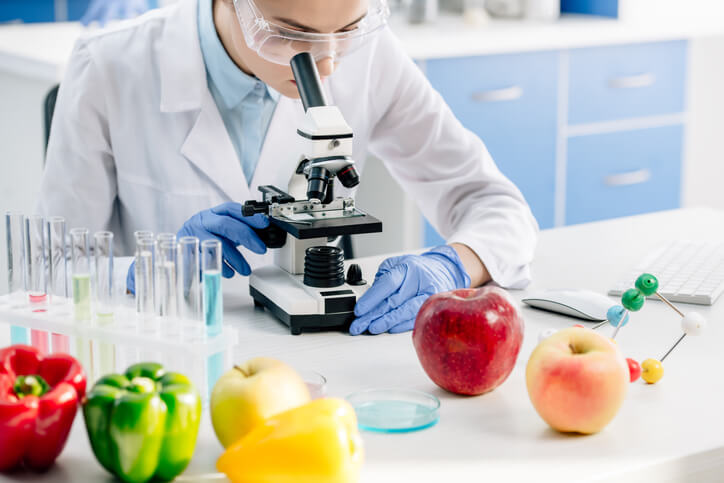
[47,217,69,353]
[47,217,68,301]
[70,228,92,322]
[157,240,178,318]
[25,216,49,353]
[155,233,175,315]
[94,231,114,320]
[6,212,28,344]
[6,211,26,303]
[135,237,155,325]
[178,236,201,325]
[202,239,223,338]
[25,215,47,308]
[70,228,92,373]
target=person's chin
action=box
[277,81,301,99]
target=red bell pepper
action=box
[0,344,86,471]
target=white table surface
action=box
[3,207,724,483]
[3,11,724,82]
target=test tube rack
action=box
[0,296,237,357]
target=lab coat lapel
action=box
[158,0,249,202]
[180,92,250,202]
[250,96,306,199]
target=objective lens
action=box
[337,165,360,188]
[307,166,330,202]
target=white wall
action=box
[682,36,724,209]
[0,71,54,294]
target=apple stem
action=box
[233,365,249,377]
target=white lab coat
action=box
[39,0,538,288]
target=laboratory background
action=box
[1,0,724,482]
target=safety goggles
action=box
[233,0,390,65]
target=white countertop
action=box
[8,207,724,482]
[2,11,724,82]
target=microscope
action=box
[242,52,382,335]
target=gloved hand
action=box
[81,0,151,27]
[350,245,471,335]
[126,202,269,294]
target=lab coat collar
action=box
[159,0,206,113]
[197,0,277,109]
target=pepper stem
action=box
[14,375,50,398]
[233,365,249,378]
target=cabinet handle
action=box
[608,73,656,89]
[471,86,523,103]
[604,169,652,187]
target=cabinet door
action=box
[0,1,55,22]
[425,51,559,233]
[565,125,683,225]
[568,41,687,125]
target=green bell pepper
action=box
[83,362,202,483]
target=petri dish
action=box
[345,388,440,433]
[298,369,328,399]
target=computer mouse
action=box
[522,289,616,321]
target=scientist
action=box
[38,0,538,335]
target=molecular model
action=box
[539,273,707,384]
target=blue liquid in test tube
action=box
[203,271,222,337]
[201,239,223,338]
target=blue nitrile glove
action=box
[81,0,151,26]
[350,245,471,335]
[126,203,269,294]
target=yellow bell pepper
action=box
[217,398,364,483]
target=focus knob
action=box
[346,264,366,286]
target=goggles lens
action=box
[233,0,390,65]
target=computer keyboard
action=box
[609,240,724,305]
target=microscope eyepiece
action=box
[336,165,360,188]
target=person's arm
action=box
[38,37,118,240]
[366,29,538,289]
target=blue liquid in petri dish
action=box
[348,389,440,433]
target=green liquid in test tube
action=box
[72,273,91,322]
[202,240,223,338]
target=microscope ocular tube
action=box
[202,239,223,337]
[94,231,114,320]
[70,228,91,322]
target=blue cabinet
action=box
[1,2,55,23]
[568,41,687,124]
[425,51,559,240]
[566,125,683,224]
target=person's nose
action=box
[316,57,336,78]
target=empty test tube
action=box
[47,216,69,352]
[135,237,155,322]
[94,231,114,320]
[202,239,223,338]
[157,240,178,317]
[70,228,91,322]
[47,217,68,301]
[6,211,25,303]
[178,236,201,324]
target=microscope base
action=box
[249,265,369,335]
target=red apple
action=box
[526,327,629,434]
[412,286,525,396]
